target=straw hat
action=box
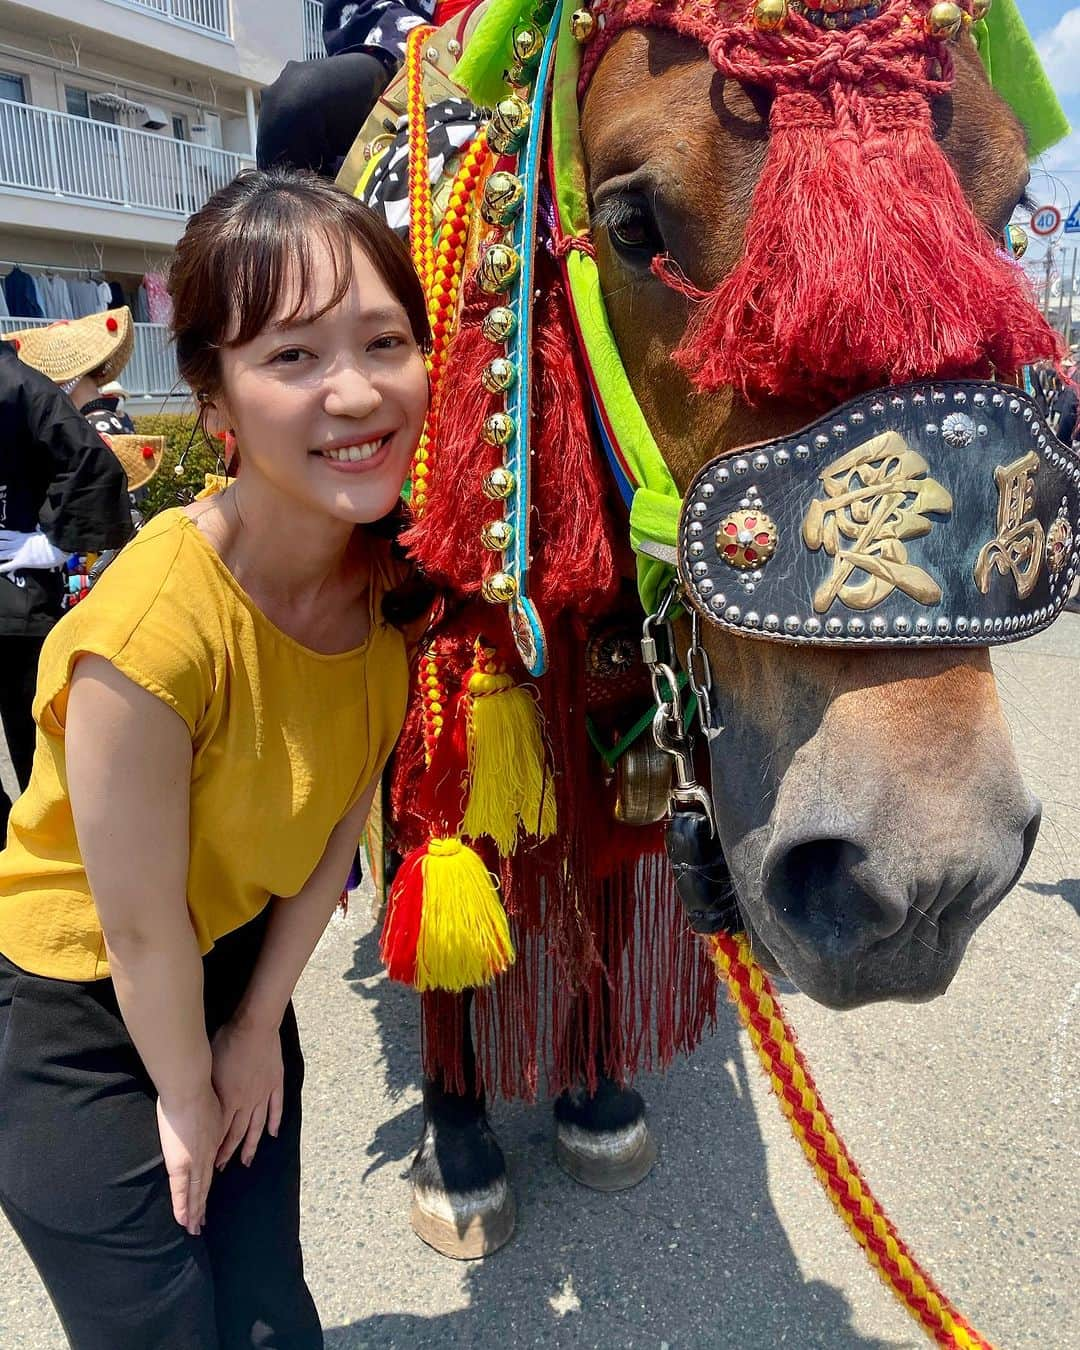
[102,433,165,492]
[7,308,134,385]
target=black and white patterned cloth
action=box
[323,0,437,69]
[360,97,482,236]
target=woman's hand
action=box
[156,1087,223,1236]
[211,1017,284,1171]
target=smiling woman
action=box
[0,169,431,1348]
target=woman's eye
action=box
[369,335,406,351]
[273,348,308,365]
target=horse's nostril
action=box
[764,835,906,953]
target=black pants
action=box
[0,635,44,839]
[0,915,322,1349]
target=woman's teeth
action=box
[321,439,383,462]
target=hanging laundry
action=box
[95,281,112,310]
[0,288,8,320]
[142,272,172,325]
[37,274,75,322]
[4,267,44,320]
[69,280,103,318]
[107,281,125,310]
[134,284,150,324]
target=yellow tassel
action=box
[415,837,515,991]
[461,669,557,855]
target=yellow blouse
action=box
[0,508,408,981]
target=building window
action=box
[65,87,117,124]
[172,115,187,141]
[0,71,25,104]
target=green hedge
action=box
[131,414,224,519]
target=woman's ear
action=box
[198,393,230,441]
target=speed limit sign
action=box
[1030,204,1062,236]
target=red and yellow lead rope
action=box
[711,932,995,1350]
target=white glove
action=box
[0,528,68,574]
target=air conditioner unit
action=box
[141,104,168,131]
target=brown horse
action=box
[580,29,1041,1010]
[333,13,1056,1256]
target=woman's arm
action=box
[66,655,220,1235]
[212,776,379,1169]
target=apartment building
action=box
[0,0,325,407]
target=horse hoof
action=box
[410,1179,517,1259]
[553,1080,657,1191]
[555,1116,657,1191]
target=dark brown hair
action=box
[169,166,431,401]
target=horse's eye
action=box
[595,195,665,263]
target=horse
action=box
[329,0,1074,1258]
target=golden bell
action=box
[512,26,544,68]
[970,0,992,18]
[481,358,516,394]
[925,2,964,39]
[481,412,515,447]
[570,9,597,42]
[487,95,531,155]
[481,466,516,499]
[481,519,514,551]
[752,0,788,32]
[480,171,525,227]
[482,306,517,344]
[1005,223,1028,259]
[482,571,518,603]
[477,242,521,295]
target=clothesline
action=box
[0,260,158,278]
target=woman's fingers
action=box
[241,1099,269,1167]
[268,1085,284,1140]
[188,1167,211,1236]
[215,1107,249,1171]
[167,1162,190,1231]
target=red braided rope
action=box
[711,932,995,1349]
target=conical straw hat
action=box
[102,433,165,491]
[7,308,134,385]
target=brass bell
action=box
[481,519,514,551]
[512,26,544,69]
[925,2,964,39]
[481,465,516,499]
[477,242,522,295]
[482,306,517,344]
[481,358,516,394]
[752,0,788,31]
[970,0,991,18]
[481,412,515,447]
[1005,222,1028,259]
[570,9,597,42]
[613,738,672,826]
[482,571,518,603]
[486,96,531,155]
[480,171,525,227]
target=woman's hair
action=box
[169,167,435,629]
[169,166,431,400]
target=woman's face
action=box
[215,237,428,525]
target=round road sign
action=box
[1030,205,1062,237]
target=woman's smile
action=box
[310,432,395,469]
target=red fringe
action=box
[673,89,1061,405]
[380,847,424,986]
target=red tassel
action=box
[672,86,1060,405]
[402,297,502,592]
[380,846,425,985]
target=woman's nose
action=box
[324,367,382,419]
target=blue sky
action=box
[1023,1,1080,202]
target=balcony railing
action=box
[108,0,233,39]
[303,0,324,61]
[0,100,247,219]
[1,318,186,400]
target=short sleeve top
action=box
[0,508,409,980]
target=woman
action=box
[0,168,430,1349]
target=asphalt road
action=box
[1,621,1077,1349]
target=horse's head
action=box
[580,13,1054,1007]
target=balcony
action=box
[106,0,233,39]
[303,0,324,61]
[0,318,186,401]
[0,99,248,221]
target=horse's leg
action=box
[409,990,516,1259]
[553,910,658,1191]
